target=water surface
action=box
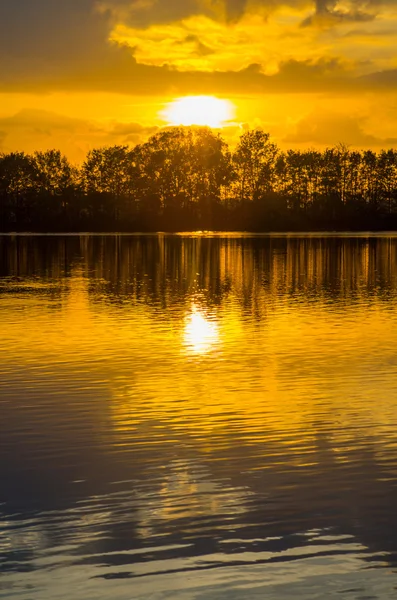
[1,234,397,599]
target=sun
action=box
[161,96,235,128]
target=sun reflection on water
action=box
[183,306,220,354]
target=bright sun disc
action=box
[162,96,234,128]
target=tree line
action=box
[2,127,397,232]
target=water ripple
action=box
[1,234,397,599]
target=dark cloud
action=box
[181,35,215,57]
[0,0,128,92]
[97,0,211,27]
[284,110,397,147]
[341,27,396,38]
[98,0,253,26]
[273,57,346,83]
[0,1,109,60]
[108,0,386,27]
[0,0,394,97]
[302,0,376,26]
[225,0,249,20]
[360,68,397,88]
[0,43,358,96]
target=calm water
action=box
[1,234,397,599]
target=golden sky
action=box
[1,0,397,161]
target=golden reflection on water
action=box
[2,234,397,461]
[3,235,397,598]
[183,306,220,354]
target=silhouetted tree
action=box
[133,127,233,228]
[233,130,279,203]
[0,152,38,228]
[81,145,137,225]
[2,128,397,232]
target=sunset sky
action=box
[1,0,397,161]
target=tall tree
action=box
[134,127,233,216]
[34,150,76,196]
[81,145,137,223]
[233,130,279,203]
[0,152,38,227]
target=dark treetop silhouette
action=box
[2,127,397,232]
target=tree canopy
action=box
[1,126,397,232]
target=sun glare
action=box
[162,96,234,128]
[184,307,220,354]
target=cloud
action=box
[0,0,131,93]
[0,51,388,97]
[0,109,159,162]
[2,101,397,161]
[284,109,397,147]
[0,109,102,160]
[96,0,261,26]
[360,68,397,89]
[0,0,396,98]
[302,0,377,27]
[0,0,397,161]
[1,0,397,159]
[108,121,159,144]
[100,0,389,29]
[341,27,396,39]
[0,1,109,61]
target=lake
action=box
[1,233,397,599]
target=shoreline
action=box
[3,230,397,236]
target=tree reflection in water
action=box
[1,234,397,599]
